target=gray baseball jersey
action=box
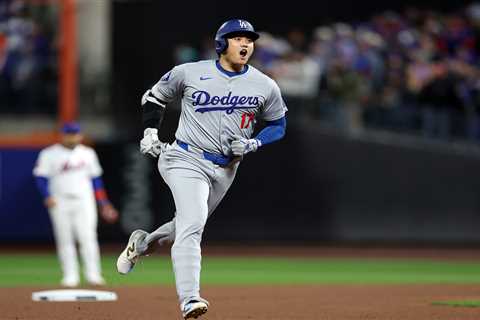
[146,60,287,155]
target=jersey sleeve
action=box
[149,64,186,103]
[88,149,103,177]
[261,79,288,121]
[33,149,51,177]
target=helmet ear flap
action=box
[215,38,228,54]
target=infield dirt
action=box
[2,284,480,319]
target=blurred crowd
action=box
[257,3,480,141]
[3,0,480,143]
[0,0,57,115]
[178,3,480,142]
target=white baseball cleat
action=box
[181,297,209,319]
[60,277,79,288]
[116,229,148,275]
[86,276,106,286]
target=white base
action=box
[32,289,118,302]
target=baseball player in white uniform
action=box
[34,122,118,287]
[116,19,287,319]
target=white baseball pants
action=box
[48,196,103,284]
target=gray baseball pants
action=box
[144,142,238,304]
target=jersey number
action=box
[241,113,255,129]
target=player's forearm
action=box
[141,89,167,131]
[92,176,119,223]
[254,116,286,147]
[35,176,50,200]
[92,176,110,205]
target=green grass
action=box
[1,254,480,286]
[432,301,480,307]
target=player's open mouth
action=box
[240,49,248,57]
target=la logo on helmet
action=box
[239,20,249,28]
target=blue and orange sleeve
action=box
[92,176,110,205]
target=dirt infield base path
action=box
[2,285,480,320]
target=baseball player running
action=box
[34,122,119,287]
[116,19,287,319]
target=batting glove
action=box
[140,128,167,158]
[231,136,261,156]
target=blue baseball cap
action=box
[61,122,81,134]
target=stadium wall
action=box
[1,120,479,244]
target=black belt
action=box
[176,140,233,167]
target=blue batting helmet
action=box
[215,19,259,54]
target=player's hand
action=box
[231,135,261,156]
[140,128,167,158]
[44,196,56,208]
[100,203,119,224]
